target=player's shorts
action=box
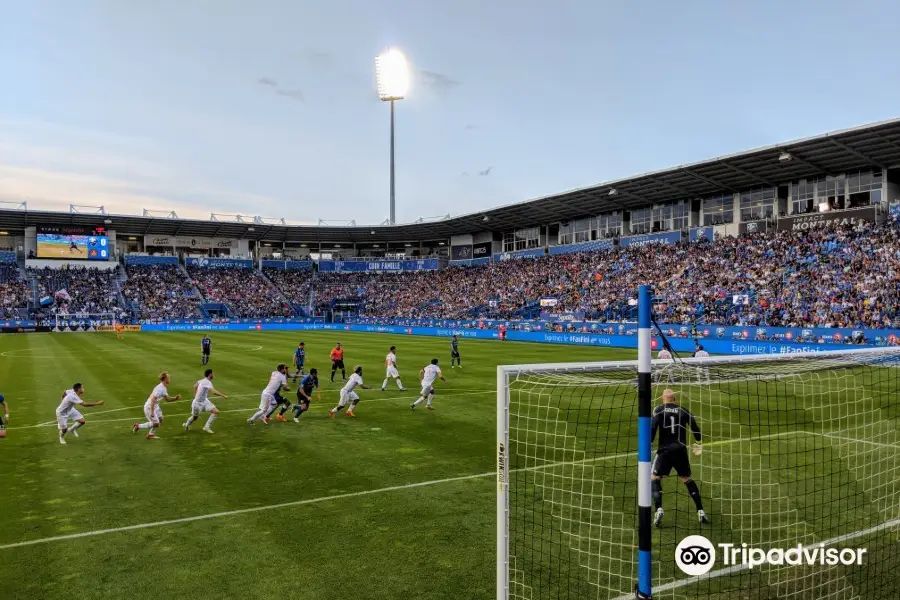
[295,359,304,368]
[56,408,83,430]
[144,403,163,424]
[340,390,359,404]
[652,447,692,478]
[421,383,435,397]
[191,399,216,415]
[386,366,399,378]
[297,390,313,405]
[451,351,460,358]
[259,392,276,411]
[202,349,210,356]
[332,359,345,370]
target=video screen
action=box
[37,226,110,260]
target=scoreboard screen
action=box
[36,226,110,261]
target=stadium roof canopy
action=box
[2,118,900,243]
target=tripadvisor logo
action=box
[675,535,867,577]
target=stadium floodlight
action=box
[375,47,410,226]
[608,188,619,196]
[778,152,792,162]
[819,202,831,213]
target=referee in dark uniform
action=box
[650,389,709,526]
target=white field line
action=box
[611,517,900,600]
[12,390,498,431]
[0,430,825,550]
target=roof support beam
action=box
[722,163,777,187]
[782,151,828,175]
[679,168,737,193]
[873,133,900,153]
[828,138,883,168]
[645,176,695,198]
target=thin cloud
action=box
[465,124,478,130]
[418,70,460,93]
[275,88,305,103]
[479,166,493,177]
[257,77,278,87]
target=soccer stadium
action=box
[1,113,900,600]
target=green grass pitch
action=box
[0,330,629,600]
[1,332,898,600]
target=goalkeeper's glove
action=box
[692,443,703,456]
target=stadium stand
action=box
[0,264,27,319]
[122,265,201,320]
[262,267,312,305]
[188,266,294,318]
[315,219,900,328]
[27,266,119,315]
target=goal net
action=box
[51,312,120,332]
[496,349,900,600]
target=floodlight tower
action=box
[375,48,410,225]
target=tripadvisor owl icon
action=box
[675,535,716,576]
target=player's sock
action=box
[396,379,403,389]
[341,369,346,380]
[148,427,156,435]
[265,406,278,419]
[426,394,434,407]
[652,479,663,509]
[412,396,425,407]
[205,414,217,429]
[279,405,290,416]
[381,379,388,390]
[138,422,152,430]
[293,405,303,418]
[331,370,336,382]
[69,422,83,434]
[685,480,704,511]
[248,410,265,423]
[185,415,197,427]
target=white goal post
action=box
[496,288,900,600]
[51,312,121,332]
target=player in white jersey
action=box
[133,372,181,439]
[380,346,406,392]
[248,364,290,425]
[56,383,104,444]
[184,368,228,434]
[330,365,370,418]
[655,348,675,383]
[411,359,446,410]
[693,345,711,382]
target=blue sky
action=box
[1,0,898,224]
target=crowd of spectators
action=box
[314,218,900,329]
[263,268,312,305]
[188,267,294,318]
[28,266,119,315]
[0,265,27,318]
[122,265,200,321]
[9,212,900,331]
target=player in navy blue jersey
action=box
[201,335,212,365]
[291,342,306,380]
[650,389,708,526]
[289,369,320,422]
[450,335,461,368]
